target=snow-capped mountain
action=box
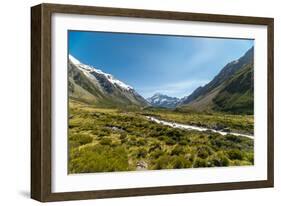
[69,55,133,91]
[68,55,149,107]
[147,93,180,108]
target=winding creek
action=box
[146,116,254,139]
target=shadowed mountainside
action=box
[179,47,254,114]
[68,55,149,108]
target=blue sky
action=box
[68,30,253,98]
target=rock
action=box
[136,161,148,170]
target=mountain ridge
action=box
[68,46,254,114]
[179,47,254,114]
[147,93,179,108]
[68,55,149,108]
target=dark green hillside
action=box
[180,47,253,105]
[213,64,253,114]
[179,47,254,114]
[68,62,103,104]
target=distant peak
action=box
[147,93,180,108]
[149,93,179,100]
[154,92,164,96]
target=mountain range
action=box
[147,93,179,108]
[69,47,253,114]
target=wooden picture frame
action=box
[31,3,274,202]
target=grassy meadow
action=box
[68,100,254,174]
[141,107,254,135]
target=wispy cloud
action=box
[180,38,232,74]
[136,79,209,98]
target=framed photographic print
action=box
[31,3,274,202]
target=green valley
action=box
[68,100,254,173]
[67,46,255,173]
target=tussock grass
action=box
[68,100,254,173]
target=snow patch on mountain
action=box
[147,93,179,108]
[69,54,81,65]
[69,54,133,91]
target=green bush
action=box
[97,129,110,137]
[171,156,191,169]
[69,133,92,146]
[227,149,243,160]
[164,138,176,146]
[194,158,208,168]
[119,132,127,140]
[148,142,161,152]
[157,136,165,141]
[210,139,223,149]
[179,139,188,145]
[246,152,254,164]
[69,141,80,149]
[167,129,183,141]
[99,138,112,146]
[210,152,230,167]
[154,155,170,169]
[126,136,138,146]
[130,136,137,141]
[150,149,165,159]
[136,148,148,158]
[197,145,213,159]
[225,135,243,143]
[136,138,147,146]
[120,138,127,144]
[171,145,184,156]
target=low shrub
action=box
[193,157,208,168]
[179,139,188,145]
[69,133,92,146]
[154,155,170,169]
[197,145,213,159]
[136,138,147,146]
[148,142,161,152]
[164,138,176,146]
[171,145,185,156]
[136,148,148,158]
[210,152,230,167]
[225,134,243,143]
[227,149,243,160]
[99,138,112,146]
[150,149,165,159]
[171,155,191,169]
[246,152,254,164]
[119,132,127,140]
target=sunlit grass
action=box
[141,108,254,135]
[68,100,254,173]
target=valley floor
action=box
[68,100,254,173]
